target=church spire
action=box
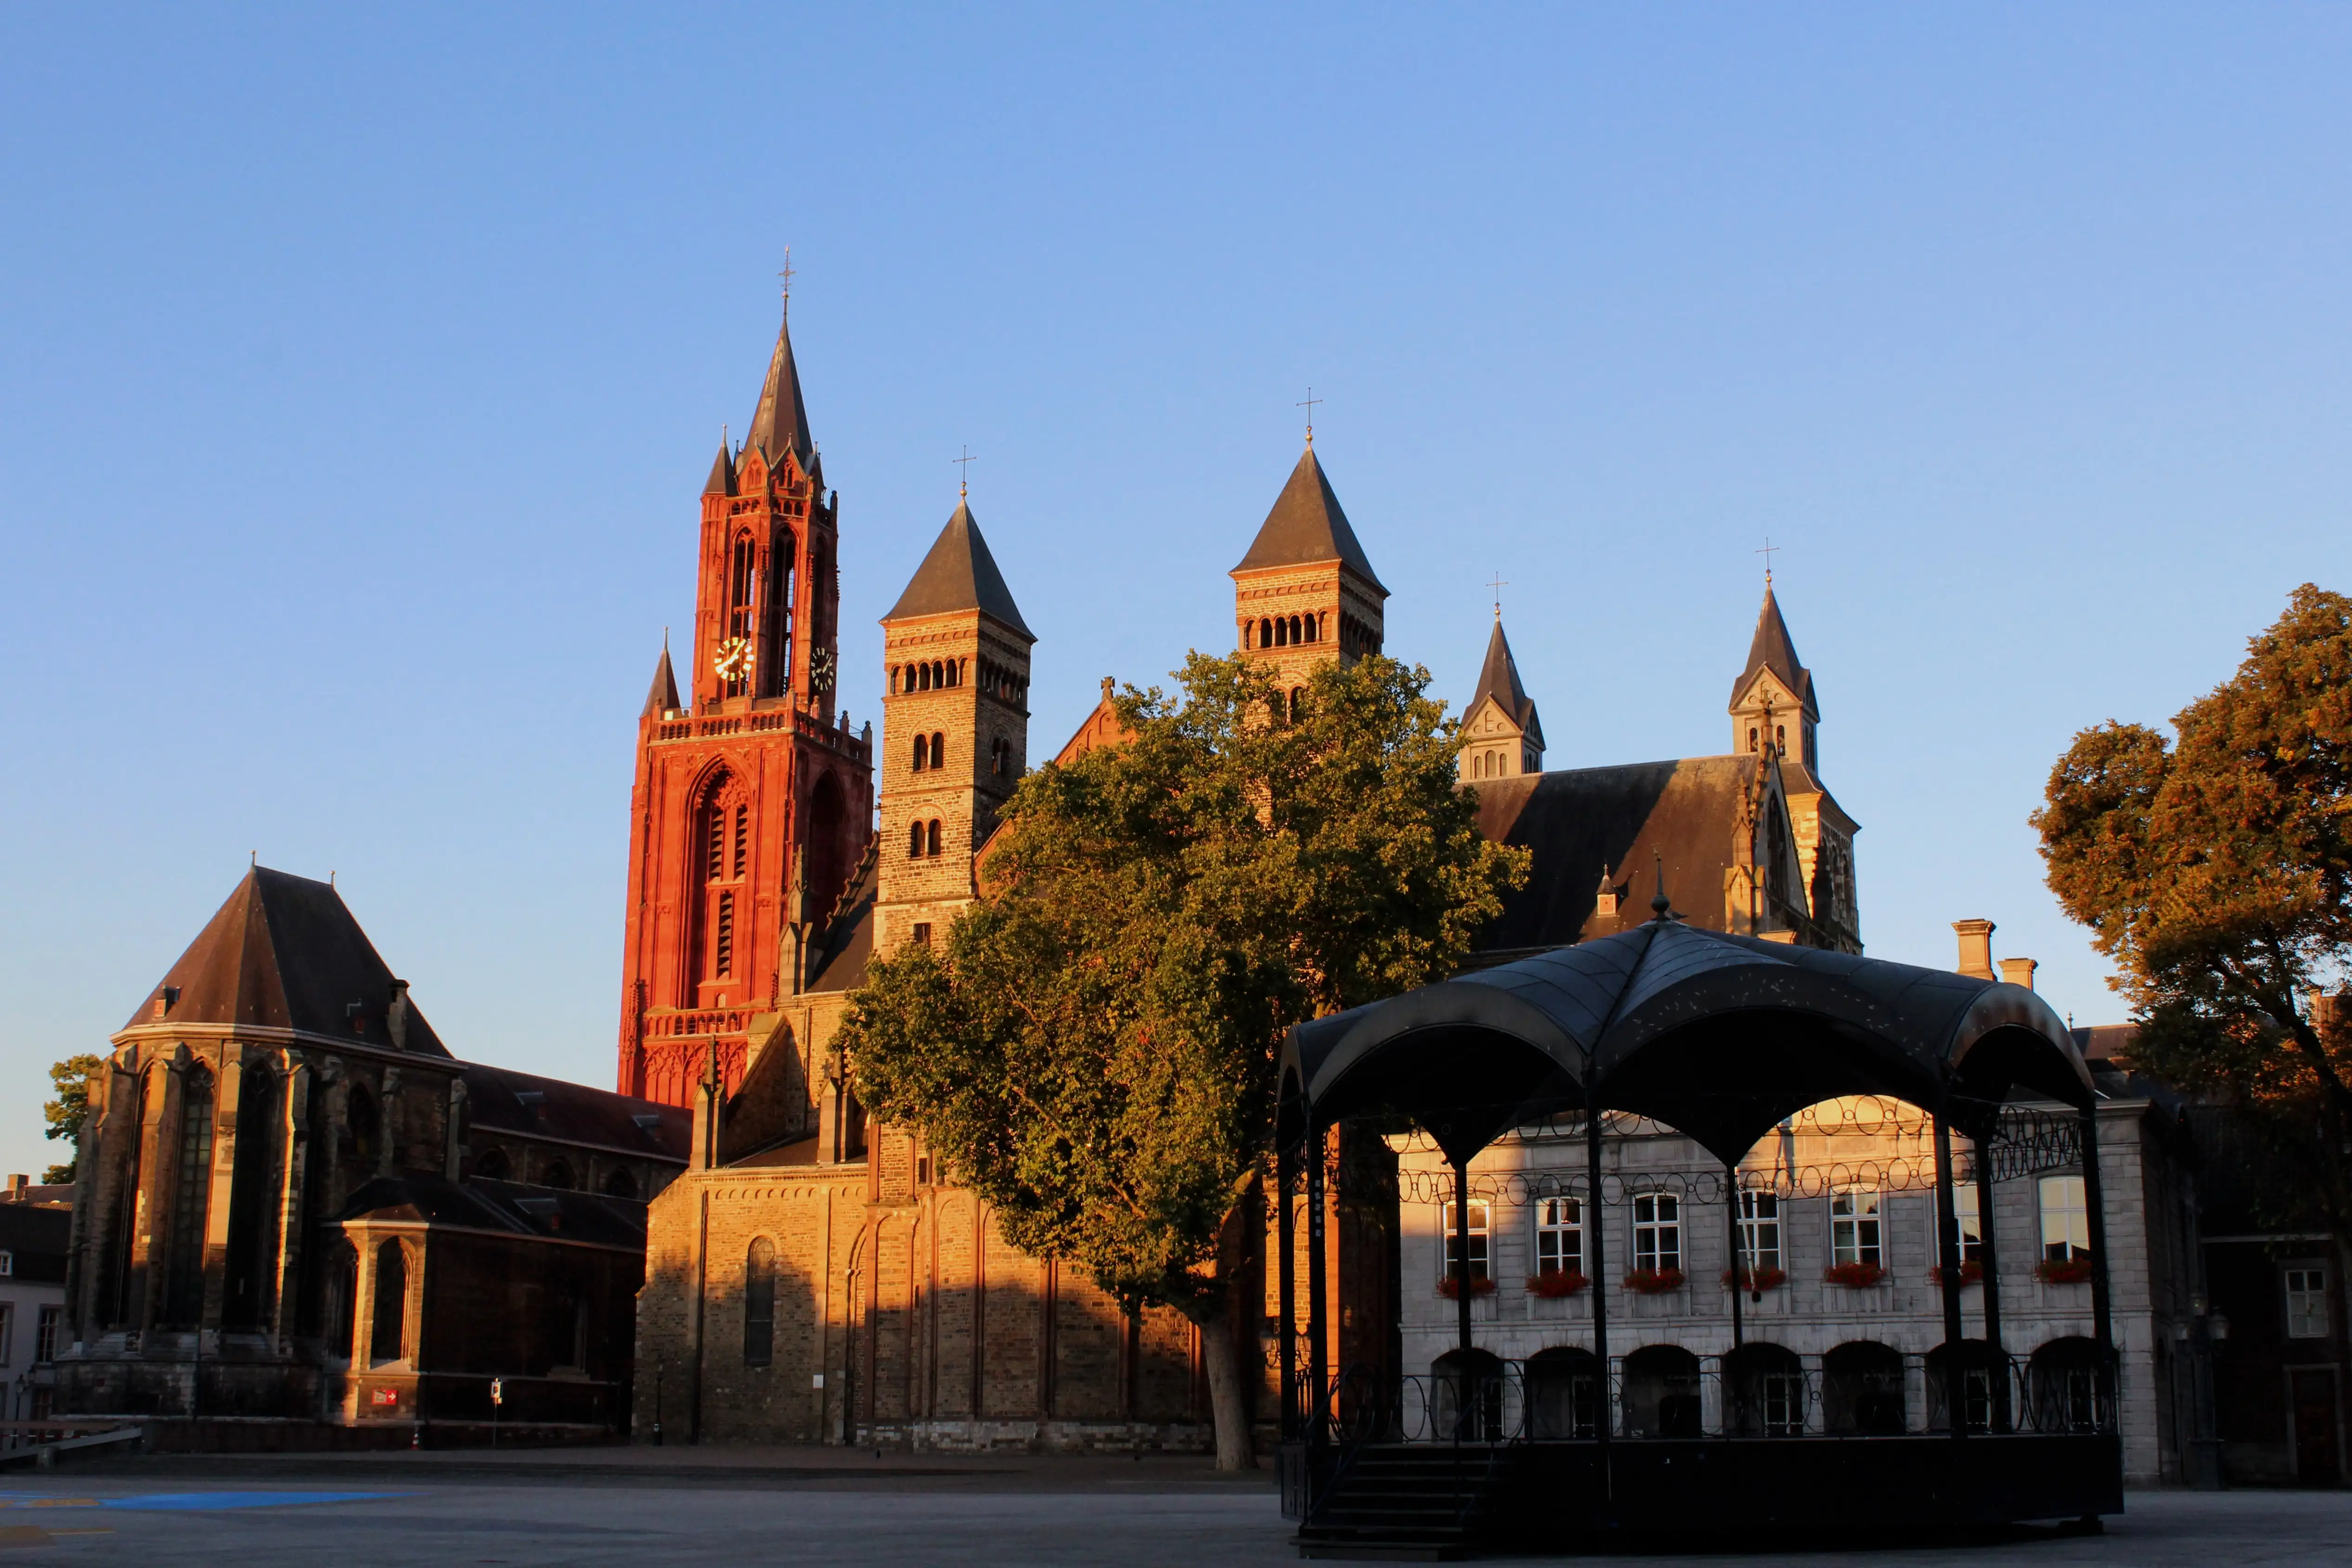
[884,496,1033,638]
[744,306,815,472]
[642,640,681,720]
[1729,583,1819,769]
[1457,615,1544,780]
[1730,584,1818,721]
[702,432,736,497]
[1231,444,1387,593]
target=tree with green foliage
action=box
[2034,583,2352,1230]
[43,1053,104,1184]
[837,651,1527,1468]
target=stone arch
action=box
[1527,1346,1600,1438]
[1622,1344,1702,1438]
[370,1237,410,1364]
[1822,1340,1904,1433]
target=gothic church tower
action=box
[1727,582,1859,948]
[615,303,874,1106]
[1231,441,1387,712]
[874,494,1034,956]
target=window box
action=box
[1928,1261,1984,1287]
[1527,1268,1589,1298]
[1438,1273,1496,1299]
[1824,1262,1887,1289]
[2036,1257,2094,1286]
[1623,1267,1686,1296]
[1723,1265,1787,1292]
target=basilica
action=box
[620,303,1871,1448]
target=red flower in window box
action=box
[1622,1267,1686,1295]
[1526,1268,1589,1298]
[2037,1256,2095,1285]
[1928,1261,1984,1287]
[1438,1273,1496,1299]
[1823,1262,1887,1288]
[1722,1265,1786,1292]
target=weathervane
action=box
[1297,387,1322,446]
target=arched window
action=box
[765,534,795,698]
[926,819,942,857]
[325,1243,357,1359]
[1289,615,1302,644]
[949,659,961,688]
[1823,1340,1905,1434]
[541,1158,575,1191]
[347,1083,378,1165]
[1775,724,1787,753]
[1260,618,1273,648]
[164,1064,216,1326]
[1748,726,1759,753]
[223,1064,282,1330]
[930,732,946,769]
[911,735,927,772]
[1306,614,1320,643]
[724,532,758,698]
[909,821,925,859]
[744,1238,776,1367]
[603,1167,638,1199]
[1273,616,1288,647]
[370,1239,408,1364]
[473,1146,509,1181]
[1289,688,1305,723]
[932,660,945,688]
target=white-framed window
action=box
[2039,1175,2090,1262]
[2287,1266,2330,1339]
[1737,1190,1782,1274]
[34,1306,59,1365]
[1831,1190,1883,1267]
[1440,1199,1490,1282]
[1954,1182,1984,1265]
[1535,1197,1582,1275]
[1631,1192,1681,1272]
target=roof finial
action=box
[777,246,794,313]
[251,849,258,867]
[722,423,729,455]
[1756,534,1780,587]
[1297,387,1322,447]
[1487,573,1508,621]
[953,445,977,500]
[1650,849,1672,920]
[663,625,670,652]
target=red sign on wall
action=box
[370,1388,401,1407]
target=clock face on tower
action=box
[714,637,754,682]
[808,648,836,694]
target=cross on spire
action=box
[1297,387,1322,446]
[953,445,978,498]
[1487,573,1508,620]
[777,247,795,310]
[1757,535,1780,585]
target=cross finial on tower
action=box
[953,445,978,499]
[777,247,795,311]
[1297,387,1322,446]
[1487,573,1508,620]
[1757,535,1780,585]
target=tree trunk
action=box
[1195,1294,1257,1471]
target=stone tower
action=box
[1457,615,1545,781]
[1727,581,1861,949]
[615,303,874,1106]
[874,495,1034,956]
[1231,443,1386,714]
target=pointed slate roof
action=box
[642,645,681,718]
[882,498,1033,638]
[1730,585,1818,718]
[1468,618,1542,738]
[744,309,814,470]
[703,439,736,497]
[1231,446,1387,594]
[124,867,449,1055]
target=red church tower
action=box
[616,302,873,1106]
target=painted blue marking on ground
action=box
[100,1492,402,1511]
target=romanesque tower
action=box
[1231,441,1386,713]
[615,301,874,1106]
[873,494,1033,956]
[1727,581,1860,949]
[1457,614,1545,781]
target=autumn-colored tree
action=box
[43,1053,104,1184]
[2034,584,2352,1226]
[837,651,1526,1469]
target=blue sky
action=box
[4,5,2349,1178]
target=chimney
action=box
[387,979,411,1051]
[1953,919,1996,981]
[150,984,180,1021]
[4,1174,25,1202]
[1999,957,2039,991]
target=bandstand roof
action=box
[1279,914,2092,1167]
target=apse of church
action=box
[617,301,876,1109]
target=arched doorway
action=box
[1431,1348,1506,1442]
[1928,1339,1994,1433]
[1823,1340,1905,1434]
[2030,1337,2105,1432]
[1526,1347,1600,1438]
[1623,1345,1702,1438]
[1725,1342,1806,1436]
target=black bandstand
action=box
[1274,908,2124,1558]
